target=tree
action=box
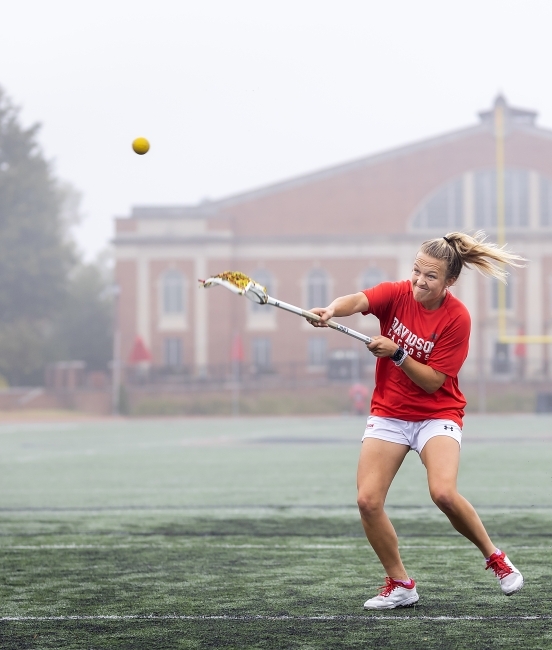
[0,86,113,385]
[0,87,73,325]
[0,320,48,386]
[50,258,113,372]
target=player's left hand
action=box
[366,335,399,358]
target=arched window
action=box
[161,269,185,315]
[474,169,528,228]
[361,268,386,290]
[306,269,329,309]
[411,177,463,230]
[249,269,273,312]
[412,168,539,232]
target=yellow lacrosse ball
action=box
[132,137,150,155]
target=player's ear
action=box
[446,277,457,288]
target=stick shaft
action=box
[265,297,372,344]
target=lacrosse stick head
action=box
[198,271,268,304]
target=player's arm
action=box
[308,292,369,324]
[398,355,446,394]
[366,335,446,393]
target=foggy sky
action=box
[1,0,551,259]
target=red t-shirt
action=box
[363,280,470,427]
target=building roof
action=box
[125,95,552,221]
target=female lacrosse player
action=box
[309,231,525,610]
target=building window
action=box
[506,169,529,227]
[361,268,386,289]
[490,278,513,311]
[306,269,328,309]
[161,269,185,315]
[412,168,538,232]
[308,337,327,366]
[475,169,529,229]
[164,337,183,367]
[249,269,273,312]
[474,170,494,229]
[411,177,463,230]
[492,342,511,375]
[540,176,552,227]
[252,338,271,370]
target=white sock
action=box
[395,578,414,587]
[485,548,501,562]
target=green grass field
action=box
[0,415,551,649]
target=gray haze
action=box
[1,0,551,259]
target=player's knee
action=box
[357,492,384,517]
[429,487,457,512]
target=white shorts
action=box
[361,416,462,455]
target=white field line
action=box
[205,544,550,550]
[0,544,548,551]
[1,545,137,550]
[1,614,552,622]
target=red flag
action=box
[514,328,526,358]
[231,333,244,362]
[128,335,152,364]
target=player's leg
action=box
[420,434,523,595]
[358,437,420,609]
[420,435,495,555]
[357,437,410,579]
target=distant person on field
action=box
[309,231,526,610]
[349,382,369,415]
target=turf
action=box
[0,415,551,649]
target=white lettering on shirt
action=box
[387,317,435,360]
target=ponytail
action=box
[420,231,526,283]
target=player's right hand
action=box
[307,307,334,327]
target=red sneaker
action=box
[363,577,419,610]
[485,550,524,595]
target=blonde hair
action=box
[420,231,526,283]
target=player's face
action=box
[411,253,453,309]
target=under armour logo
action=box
[443,425,454,431]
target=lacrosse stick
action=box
[198,271,372,345]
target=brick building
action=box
[114,96,552,385]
